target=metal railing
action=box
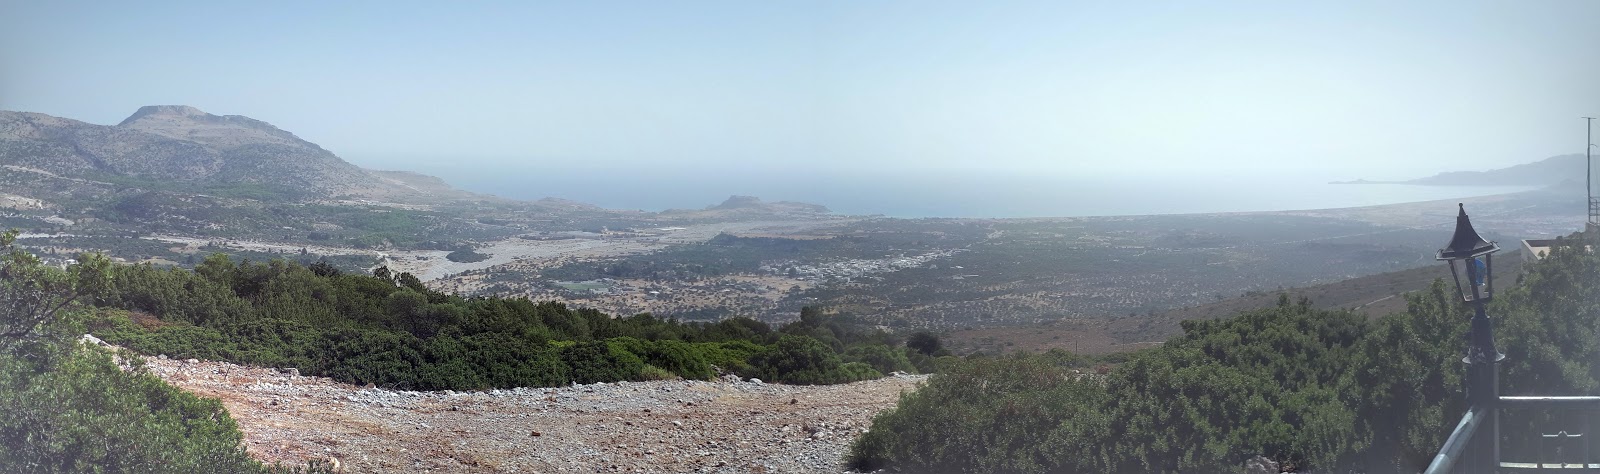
[1426,405,1488,473]
[1426,396,1600,473]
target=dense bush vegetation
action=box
[851,236,1600,473]
[82,254,929,391]
[540,232,888,281]
[445,248,489,263]
[0,231,330,473]
[0,341,279,473]
[23,224,1582,472]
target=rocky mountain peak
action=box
[1,107,477,202]
[118,105,211,124]
[116,105,314,150]
[712,195,764,210]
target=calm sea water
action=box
[423,167,1539,219]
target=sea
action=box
[420,167,1541,219]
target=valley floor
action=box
[142,355,923,473]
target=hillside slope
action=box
[1399,154,1587,186]
[0,106,459,201]
[947,252,1525,355]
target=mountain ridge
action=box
[117,105,322,151]
[0,106,454,201]
[0,106,830,214]
[1334,154,1590,187]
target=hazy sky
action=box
[3,0,1598,182]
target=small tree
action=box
[906,331,943,356]
[0,230,110,352]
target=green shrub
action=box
[844,344,915,374]
[512,348,571,388]
[906,350,939,374]
[639,364,679,381]
[84,254,894,391]
[850,354,1109,473]
[103,319,237,362]
[444,332,567,389]
[852,244,1600,473]
[563,341,645,384]
[321,329,424,388]
[608,337,715,380]
[699,340,763,375]
[445,249,489,263]
[906,331,944,356]
[0,232,284,472]
[749,335,875,385]
[838,361,883,381]
[0,344,269,473]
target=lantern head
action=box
[1436,204,1500,302]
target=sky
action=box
[3,1,1599,187]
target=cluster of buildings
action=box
[758,249,963,283]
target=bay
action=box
[422,167,1540,219]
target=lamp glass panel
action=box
[1458,255,1492,302]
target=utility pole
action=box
[1588,117,1597,229]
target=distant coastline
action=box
[1333,154,1585,187]
[431,168,1544,219]
[1328,179,1401,185]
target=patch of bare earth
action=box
[144,356,924,473]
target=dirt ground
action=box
[142,355,924,473]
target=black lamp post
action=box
[1437,203,1504,470]
[1438,203,1499,304]
[1428,202,1600,472]
[1437,203,1503,364]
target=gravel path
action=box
[143,356,924,473]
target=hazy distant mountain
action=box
[1336,154,1589,186]
[648,195,830,216]
[366,169,472,197]
[707,195,829,213]
[0,105,456,200]
[0,106,840,225]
